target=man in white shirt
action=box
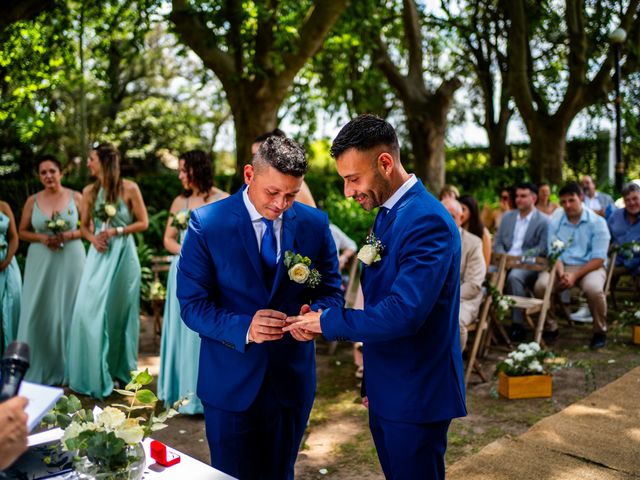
[581,175,615,218]
[493,182,550,341]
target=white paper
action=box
[18,380,64,432]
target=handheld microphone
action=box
[0,342,30,402]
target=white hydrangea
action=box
[552,239,565,250]
[504,358,514,366]
[512,352,526,362]
[634,310,640,320]
[528,342,541,352]
[528,360,543,373]
[98,406,126,430]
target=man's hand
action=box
[248,309,287,344]
[287,304,318,342]
[559,272,577,289]
[283,310,323,335]
[0,396,29,470]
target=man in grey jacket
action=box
[493,182,550,341]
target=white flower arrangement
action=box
[42,369,184,473]
[616,240,640,260]
[358,233,385,266]
[496,342,560,376]
[284,250,321,288]
[618,301,640,327]
[549,236,573,267]
[46,212,70,235]
[172,209,191,231]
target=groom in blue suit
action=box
[176,136,344,479]
[286,115,467,479]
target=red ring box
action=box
[150,440,181,467]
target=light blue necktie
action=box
[260,218,277,271]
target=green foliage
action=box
[320,191,376,249]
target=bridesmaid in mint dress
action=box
[158,150,228,414]
[0,201,21,354]
[67,143,148,399]
[17,157,85,384]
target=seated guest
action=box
[493,182,550,341]
[607,182,640,291]
[439,184,460,201]
[482,186,514,232]
[581,175,615,218]
[442,198,486,351]
[536,182,558,216]
[534,182,611,349]
[460,194,492,268]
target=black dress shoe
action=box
[509,324,526,342]
[590,332,607,350]
[542,329,560,344]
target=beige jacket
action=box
[459,228,487,325]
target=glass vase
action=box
[74,442,145,480]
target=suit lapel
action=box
[231,190,269,296]
[377,181,422,238]
[269,207,297,301]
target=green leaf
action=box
[133,369,153,386]
[56,413,72,429]
[67,395,82,412]
[41,412,57,425]
[135,389,158,404]
[114,388,135,396]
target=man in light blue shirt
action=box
[534,182,611,349]
[607,182,640,289]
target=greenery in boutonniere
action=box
[284,250,321,288]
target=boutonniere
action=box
[358,233,385,266]
[172,209,191,231]
[284,250,321,288]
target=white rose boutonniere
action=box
[172,209,191,231]
[284,250,321,288]
[358,233,385,266]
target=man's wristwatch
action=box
[116,226,124,236]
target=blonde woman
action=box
[67,143,148,399]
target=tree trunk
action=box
[487,123,509,168]
[230,95,280,187]
[405,110,446,195]
[528,124,567,184]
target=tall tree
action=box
[374,0,461,193]
[442,0,513,167]
[170,0,348,179]
[505,0,640,183]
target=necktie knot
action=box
[261,217,274,231]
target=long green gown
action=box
[67,190,141,399]
[17,194,85,384]
[0,212,21,354]
[158,200,204,414]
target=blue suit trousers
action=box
[369,413,451,480]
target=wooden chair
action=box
[151,255,173,344]
[464,253,508,388]
[500,255,558,345]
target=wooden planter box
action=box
[498,372,552,399]
[633,325,640,345]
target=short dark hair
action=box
[37,155,62,172]
[330,114,400,159]
[621,182,640,197]
[559,182,583,198]
[516,182,538,196]
[254,136,307,177]
[254,128,286,144]
[180,150,214,197]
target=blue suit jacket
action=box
[322,180,467,423]
[176,189,344,412]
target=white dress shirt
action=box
[381,174,418,210]
[242,186,283,262]
[508,209,534,256]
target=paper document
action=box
[18,381,64,432]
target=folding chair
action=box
[464,253,507,388]
[501,255,558,345]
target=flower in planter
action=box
[618,301,640,327]
[496,342,563,377]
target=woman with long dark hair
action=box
[67,143,148,399]
[459,194,491,268]
[17,156,85,384]
[158,150,228,414]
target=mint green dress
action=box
[17,194,85,385]
[158,198,204,414]
[67,190,141,399]
[0,212,21,354]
